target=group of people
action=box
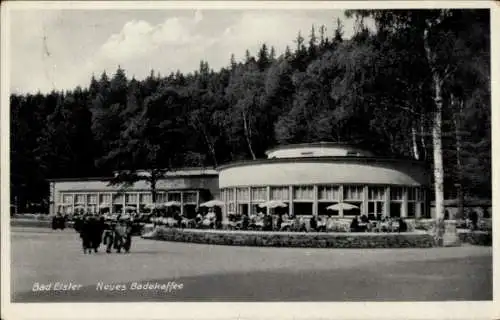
[151,208,224,229]
[73,213,134,254]
[222,212,411,233]
[349,215,408,233]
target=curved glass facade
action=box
[218,143,430,219]
[220,185,429,218]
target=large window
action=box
[156,192,167,203]
[318,185,340,216]
[251,187,267,201]
[225,188,235,202]
[318,202,338,216]
[59,205,72,214]
[407,187,425,218]
[168,192,181,202]
[292,186,313,216]
[99,194,111,205]
[389,187,404,217]
[368,186,385,218]
[318,185,340,201]
[183,192,197,203]
[87,194,97,204]
[343,186,363,215]
[238,203,249,216]
[113,194,124,204]
[75,194,86,204]
[140,193,152,204]
[293,186,314,200]
[270,187,289,201]
[236,188,250,202]
[62,194,73,204]
[344,186,363,201]
[125,193,138,204]
[293,202,313,216]
[224,188,236,214]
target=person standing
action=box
[103,216,115,253]
[469,210,478,231]
[309,216,318,232]
[80,215,93,254]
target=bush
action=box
[477,219,492,232]
[458,231,491,246]
[414,218,435,231]
[149,227,436,248]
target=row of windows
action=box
[221,186,426,203]
[58,203,200,216]
[229,201,428,218]
[59,191,198,205]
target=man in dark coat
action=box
[309,216,318,232]
[80,215,93,254]
[90,216,105,252]
[114,216,132,253]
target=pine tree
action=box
[308,25,317,58]
[257,43,270,71]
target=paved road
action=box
[11,227,492,302]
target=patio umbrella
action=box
[258,200,288,209]
[164,201,182,207]
[327,203,359,211]
[125,205,137,211]
[146,203,164,210]
[199,200,225,208]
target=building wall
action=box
[50,175,219,215]
[218,159,430,220]
[219,160,429,188]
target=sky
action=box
[9,8,367,94]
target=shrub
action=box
[458,231,492,246]
[414,218,435,231]
[477,219,492,232]
[149,227,436,248]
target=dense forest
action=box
[11,9,491,216]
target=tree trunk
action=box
[431,79,445,222]
[452,94,464,220]
[424,27,445,223]
[199,123,218,167]
[411,124,420,160]
[242,110,256,160]
[420,113,427,160]
[149,171,158,204]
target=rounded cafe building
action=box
[218,142,431,220]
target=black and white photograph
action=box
[1,1,496,319]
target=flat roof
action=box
[48,167,218,182]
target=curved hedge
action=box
[146,227,436,248]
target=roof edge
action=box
[217,156,428,171]
[265,142,362,156]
